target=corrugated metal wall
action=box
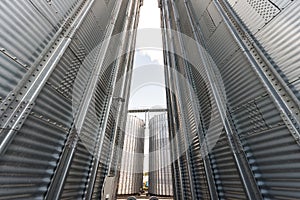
[161,0,300,199]
[117,115,145,195]
[1,0,299,199]
[0,0,142,199]
[148,113,173,196]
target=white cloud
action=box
[139,50,164,65]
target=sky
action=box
[128,0,166,110]
[127,0,166,173]
[137,0,164,59]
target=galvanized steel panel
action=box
[198,10,217,40]
[106,0,116,13]
[190,0,212,20]
[0,53,27,100]
[0,115,68,199]
[175,1,195,38]
[203,0,300,199]
[50,0,82,20]
[227,0,238,6]
[47,42,95,103]
[0,0,84,105]
[29,0,83,28]
[173,52,211,199]
[220,51,267,108]
[210,131,248,199]
[91,160,108,200]
[61,141,94,199]
[47,48,80,90]
[255,1,300,99]
[207,2,222,26]
[207,22,240,67]
[112,0,129,35]
[75,11,105,53]
[241,125,300,199]
[32,85,74,129]
[233,95,283,137]
[0,0,56,67]
[61,56,116,198]
[91,0,110,30]
[270,0,292,9]
[190,59,248,199]
[230,0,266,33]
[28,1,62,28]
[293,80,300,99]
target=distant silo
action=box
[148,113,173,196]
[117,115,145,195]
